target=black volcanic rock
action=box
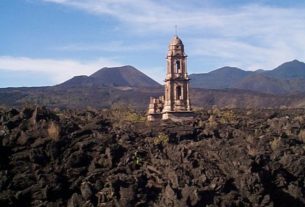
[0,107,305,206]
[58,65,161,88]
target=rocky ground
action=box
[0,106,305,207]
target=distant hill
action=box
[233,74,305,95]
[58,65,161,88]
[265,59,305,80]
[232,74,288,95]
[58,75,96,88]
[2,61,305,109]
[190,67,251,89]
[190,60,305,95]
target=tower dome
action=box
[168,35,185,56]
[170,35,183,46]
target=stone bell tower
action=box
[162,35,193,121]
[147,35,193,122]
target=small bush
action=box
[109,107,146,124]
[132,151,142,166]
[125,111,146,122]
[208,108,237,125]
[207,115,218,128]
[220,110,236,124]
[298,130,305,143]
[211,105,220,114]
[154,133,169,145]
[270,137,282,151]
[48,122,61,141]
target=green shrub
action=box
[153,133,169,145]
[132,151,142,166]
[109,107,146,124]
[220,110,236,124]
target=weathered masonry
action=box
[147,35,194,122]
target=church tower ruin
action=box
[147,35,194,122]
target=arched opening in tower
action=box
[176,60,181,73]
[176,86,182,100]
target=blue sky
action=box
[1,0,305,87]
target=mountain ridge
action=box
[190,59,305,95]
[190,66,252,89]
[1,60,305,109]
[264,59,305,80]
[58,65,161,88]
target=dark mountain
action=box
[58,65,161,88]
[90,65,160,87]
[233,74,305,95]
[59,75,95,88]
[265,59,305,80]
[1,61,305,109]
[190,60,305,95]
[254,69,265,74]
[190,67,252,89]
[232,74,288,94]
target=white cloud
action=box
[42,0,223,32]
[54,41,160,52]
[41,1,305,33]
[0,56,121,84]
[0,56,164,85]
[41,0,305,71]
[189,38,301,70]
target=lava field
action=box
[0,107,305,207]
